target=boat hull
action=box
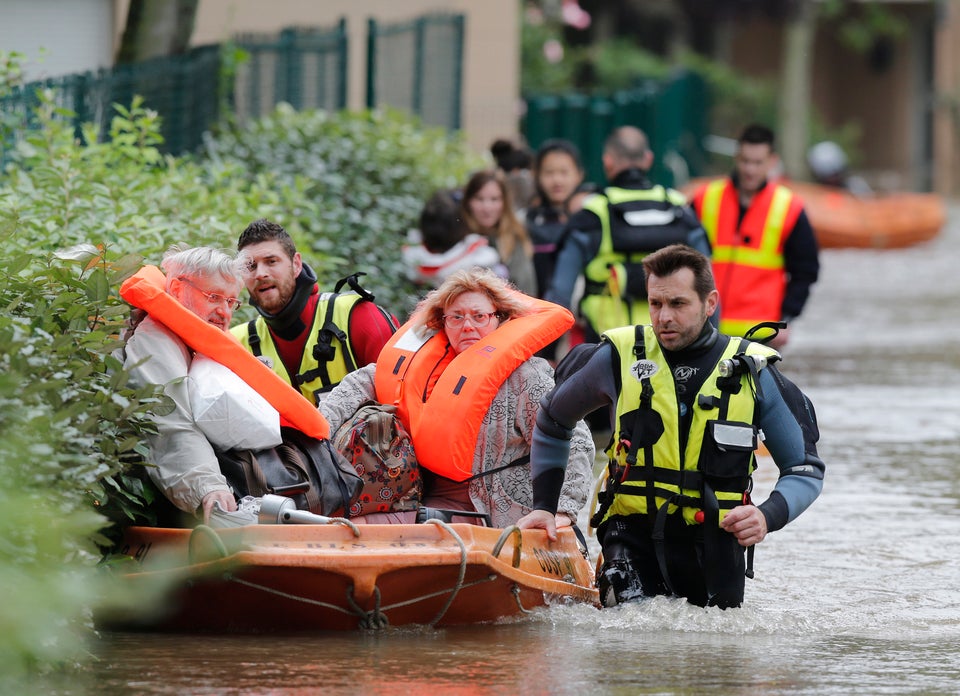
[99,522,599,632]
[682,178,945,249]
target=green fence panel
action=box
[0,45,221,167]
[523,70,709,188]
[234,20,348,121]
[366,13,464,130]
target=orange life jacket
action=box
[120,265,330,439]
[694,179,804,337]
[374,297,573,481]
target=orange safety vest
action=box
[120,265,330,439]
[694,179,804,337]
[374,297,573,481]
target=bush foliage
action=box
[0,91,482,682]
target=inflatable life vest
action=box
[119,265,330,439]
[375,296,573,481]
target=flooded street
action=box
[82,205,960,695]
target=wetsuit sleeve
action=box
[544,208,602,311]
[756,367,825,531]
[781,210,820,320]
[530,344,618,512]
[348,302,400,366]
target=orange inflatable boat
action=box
[683,178,946,249]
[98,507,599,632]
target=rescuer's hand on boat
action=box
[720,505,768,547]
[518,509,558,541]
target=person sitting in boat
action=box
[233,218,400,405]
[119,244,246,524]
[318,267,595,530]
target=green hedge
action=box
[0,92,483,685]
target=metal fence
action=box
[0,45,221,165]
[0,15,465,167]
[232,21,348,121]
[522,70,710,187]
[366,13,464,130]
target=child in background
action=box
[402,189,502,289]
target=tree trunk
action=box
[777,0,816,178]
[116,0,199,64]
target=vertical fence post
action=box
[71,74,89,145]
[366,18,377,110]
[412,17,425,117]
[451,14,464,129]
[336,17,348,110]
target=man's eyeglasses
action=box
[442,312,499,328]
[178,277,243,310]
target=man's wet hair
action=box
[237,218,297,259]
[642,244,716,301]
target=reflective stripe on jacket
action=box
[696,179,804,337]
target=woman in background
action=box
[460,170,537,297]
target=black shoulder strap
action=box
[297,293,355,391]
[463,455,530,483]
[335,272,376,302]
[247,319,261,357]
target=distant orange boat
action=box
[682,178,946,249]
[98,516,599,632]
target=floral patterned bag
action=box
[331,401,422,517]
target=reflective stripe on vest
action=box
[230,292,364,405]
[374,296,573,481]
[600,325,777,526]
[580,186,688,334]
[697,179,802,335]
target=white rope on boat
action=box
[196,520,540,629]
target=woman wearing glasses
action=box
[119,244,247,524]
[320,267,595,530]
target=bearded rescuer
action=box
[232,219,399,404]
[519,244,824,609]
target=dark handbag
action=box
[218,426,362,517]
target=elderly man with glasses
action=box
[119,244,246,524]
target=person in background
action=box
[690,124,820,350]
[490,137,535,211]
[233,219,399,404]
[545,126,711,344]
[519,244,825,609]
[318,267,595,529]
[119,245,244,523]
[460,170,538,297]
[402,188,502,288]
[525,138,591,300]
